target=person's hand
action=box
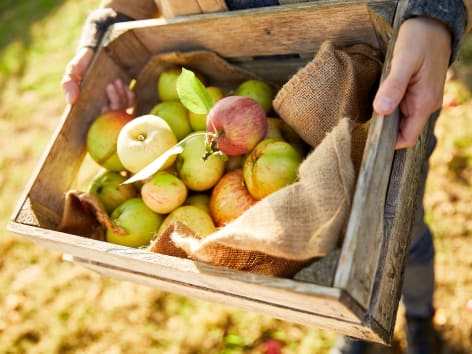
[61,47,94,105]
[61,48,134,113]
[373,17,452,149]
[101,79,135,114]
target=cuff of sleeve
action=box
[78,8,133,52]
[402,0,466,64]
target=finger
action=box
[373,55,417,116]
[106,82,122,111]
[395,97,433,149]
[61,48,94,104]
[61,74,81,104]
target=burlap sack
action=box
[151,118,359,277]
[273,40,382,148]
[134,50,263,116]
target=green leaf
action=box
[176,67,213,115]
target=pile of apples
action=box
[85,67,307,248]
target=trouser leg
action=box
[401,112,439,318]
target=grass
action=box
[1,1,472,353]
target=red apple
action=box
[86,110,133,171]
[206,96,268,156]
[209,169,257,227]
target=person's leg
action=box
[401,112,441,354]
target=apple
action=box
[117,114,178,173]
[265,117,309,157]
[88,170,138,214]
[184,193,211,214]
[176,132,225,191]
[86,110,133,171]
[209,169,257,226]
[225,154,245,171]
[106,198,164,248]
[264,117,285,140]
[206,96,268,156]
[158,67,207,102]
[141,171,188,214]
[149,101,192,141]
[157,67,181,102]
[234,79,275,114]
[243,138,303,200]
[188,86,225,131]
[157,205,216,239]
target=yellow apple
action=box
[117,114,178,173]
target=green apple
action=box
[88,170,138,214]
[265,117,309,157]
[188,86,225,131]
[234,79,275,114]
[243,138,303,200]
[157,67,207,102]
[157,67,182,102]
[86,110,133,171]
[117,114,178,173]
[149,101,192,141]
[176,132,225,191]
[106,198,164,248]
[157,205,216,239]
[141,171,188,214]
[184,193,211,214]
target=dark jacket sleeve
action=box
[78,8,133,51]
[402,0,467,61]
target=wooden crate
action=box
[7,0,432,344]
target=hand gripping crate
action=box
[7,0,433,344]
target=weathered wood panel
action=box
[11,50,130,229]
[107,2,381,61]
[8,221,361,323]
[334,0,406,308]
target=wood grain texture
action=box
[197,0,228,13]
[155,0,202,18]
[368,118,435,335]
[73,257,384,343]
[107,2,381,63]
[7,221,361,323]
[10,50,130,229]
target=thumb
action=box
[373,58,415,116]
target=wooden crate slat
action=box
[369,118,434,334]
[10,50,129,229]
[73,258,385,343]
[333,0,407,310]
[108,2,380,60]
[196,0,228,13]
[7,221,363,323]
